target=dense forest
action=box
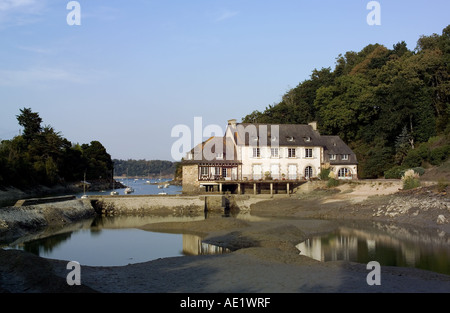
[0,108,114,188]
[242,25,450,179]
[113,159,177,178]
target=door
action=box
[271,164,280,180]
[288,165,297,180]
[253,164,262,180]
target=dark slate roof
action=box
[183,136,241,165]
[321,136,358,165]
[234,123,322,147]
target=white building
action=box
[182,119,358,194]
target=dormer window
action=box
[329,154,336,161]
[342,154,349,161]
[287,136,295,142]
[304,137,311,142]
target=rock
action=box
[436,215,448,225]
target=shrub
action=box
[384,165,407,179]
[437,179,449,193]
[327,177,340,188]
[411,167,425,176]
[319,168,330,180]
[429,145,450,166]
[401,169,421,190]
[402,149,423,168]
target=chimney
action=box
[228,119,237,127]
[308,121,317,131]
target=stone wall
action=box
[182,164,200,193]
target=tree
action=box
[16,108,42,142]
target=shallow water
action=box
[7,214,230,266]
[77,178,182,197]
[296,221,450,275]
[6,215,450,274]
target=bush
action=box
[401,169,421,190]
[429,145,450,166]
[327,178,340,188]
[437,179,449,193]
[411,167,425,176]
[319,168,330,180]
[403,149,423,168]
[384,165,407,179]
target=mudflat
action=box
[1,181,449,293]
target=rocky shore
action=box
[0,180,449,293]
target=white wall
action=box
[240,146,322,180]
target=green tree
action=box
[16,108,43,143]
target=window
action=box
[271,148,279,158]
[288,164,297,180]
[288,148,296,158]
[304,137,311,142]
[200,167,209,176]
[329,154,336,161]
[214,167,221,175]
[305,166,313,179]
[305,148,313,158]
[253,164,262,180]
[271,164,279,179]
[252,148,260,158]
[338,168,351,178]
[342,154,349,161]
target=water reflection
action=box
[183,234,231,255]
[296,224,450,275]
[8,215,231,266]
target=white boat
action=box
[158,192,167,195]
[124,187,134,194]
[111,168,119,195]
[81,173,89,199]
[124,168,134,194]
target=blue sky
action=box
[0,0,449,161]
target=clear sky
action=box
[0,0,449,161]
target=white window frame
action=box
[342,154,349,161]
[252,148,261,158]
[329,154,336,161]
[338,167,351,178]
[200,167,209,176]
[305,148,313,158]
[271,147,279,158]
[305,166,313,179]
[288,148,296,158]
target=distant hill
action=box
[112,159,177,178]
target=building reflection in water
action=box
[296,226,450,275]
[182,234,231,256]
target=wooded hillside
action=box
[242,26,450,179]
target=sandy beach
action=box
[1,180,449,293]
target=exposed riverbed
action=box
[1,181,449,293]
